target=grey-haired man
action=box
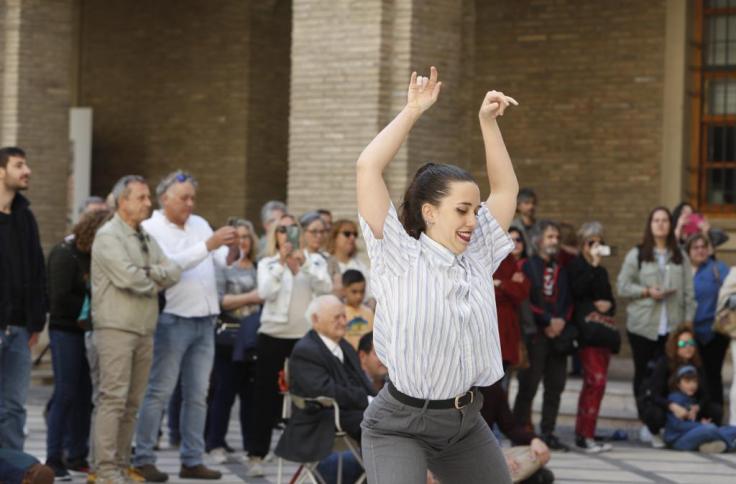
[133,171,237,482]
[91,175,181,484]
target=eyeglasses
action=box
[341,231,358,238]
[677,339,696,348]
[135,231,149,254]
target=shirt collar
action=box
[419,232,465,269]
[317,332,344,363]
[112,213,141,237]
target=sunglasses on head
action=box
[175,173,191,183]
[341,230,358,238]
[677,339,696,348]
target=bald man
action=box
[275,295,375,464]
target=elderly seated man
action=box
[276,295,375,464]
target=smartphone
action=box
[597,245,611,257]
[286,225,301,249]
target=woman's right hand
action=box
[406,66,442,114]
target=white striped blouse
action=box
[359,202,514,400]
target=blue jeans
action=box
[316,451,363,484]
[205,346,256,451]
[47,330,92,461]
[168,378,182,444]
[671,423,736,451]
[0,448,39,484]
[134,314,215,467]
[0,326,31,450]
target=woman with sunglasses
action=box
[686,233,730,409]
[568,222,616,453]
[326,220,373,304]
[245,213,332,477]
[638,325,723,445]
[617,206,696,447]
[356,66,518,483]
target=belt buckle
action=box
[454,390,474,410]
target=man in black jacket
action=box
[513,220,573,452]
[0,147,47,450]
[276,295,374,464]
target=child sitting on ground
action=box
[664,365,736,453]
[341,269,374,350]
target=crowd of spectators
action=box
[4,144,736,484]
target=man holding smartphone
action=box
[132,171,238,482]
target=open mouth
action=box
[456,231,472,244]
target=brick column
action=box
[287,0,473,219]
[0,0,75,248]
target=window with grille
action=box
[692,0,736,212]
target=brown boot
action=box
[133,464,169,482]
[22,464,54,484]
[179,464,222,480]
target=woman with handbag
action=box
[617,206,696,442]
[687,233,730,408]
[205,218,263,463]
[568,222,616,453]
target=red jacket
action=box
[494,255,531,366]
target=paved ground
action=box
[25,383,736,483]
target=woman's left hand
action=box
[479,90,518,121]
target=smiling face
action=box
[0,156,31,191]
[423,181,481,255]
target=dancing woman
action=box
[356,66,519,483]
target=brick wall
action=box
[80,0,290,229]
[473,0,668,277]
[12,0,74,249]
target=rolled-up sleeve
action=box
[467,203,514,275]
[358,203,419,277]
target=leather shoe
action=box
[179,464,222,480]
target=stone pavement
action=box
[24,383,736,484]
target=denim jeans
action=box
[0,326,31,450]
[0,448,39,484]
[671,423,736,451]
[47,329,92,461]
[134,314,215,467]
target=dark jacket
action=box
[568,255,616,344]
[480,381,537,445]
[0,193,47,332]
[47,240,90,333]
[523,255,573,328]
[276,330,375,463]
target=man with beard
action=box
[513,220,573,452]
[0,147,47,450]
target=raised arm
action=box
[479,91,519,232]
[356,66,442,237]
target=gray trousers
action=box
[361,386,512,484]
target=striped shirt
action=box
[359,203,514,399]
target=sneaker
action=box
[23,464,55,484]
[650,432,666,449]
[245,457,265,478]
[45,458,72,482]
[541,433,570,452]
[699,440,727,454]
[126,467,146,483]
[208,447,228,465]
[133,464,168,483]
[179,464,222,480]
[576,436,612,453]
[639,425,652,443]
[222,443,235,453]
[263,451,276,463]
[66,457,91,474]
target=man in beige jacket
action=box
[91,175,181,484]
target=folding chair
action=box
[276,361,367,484]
